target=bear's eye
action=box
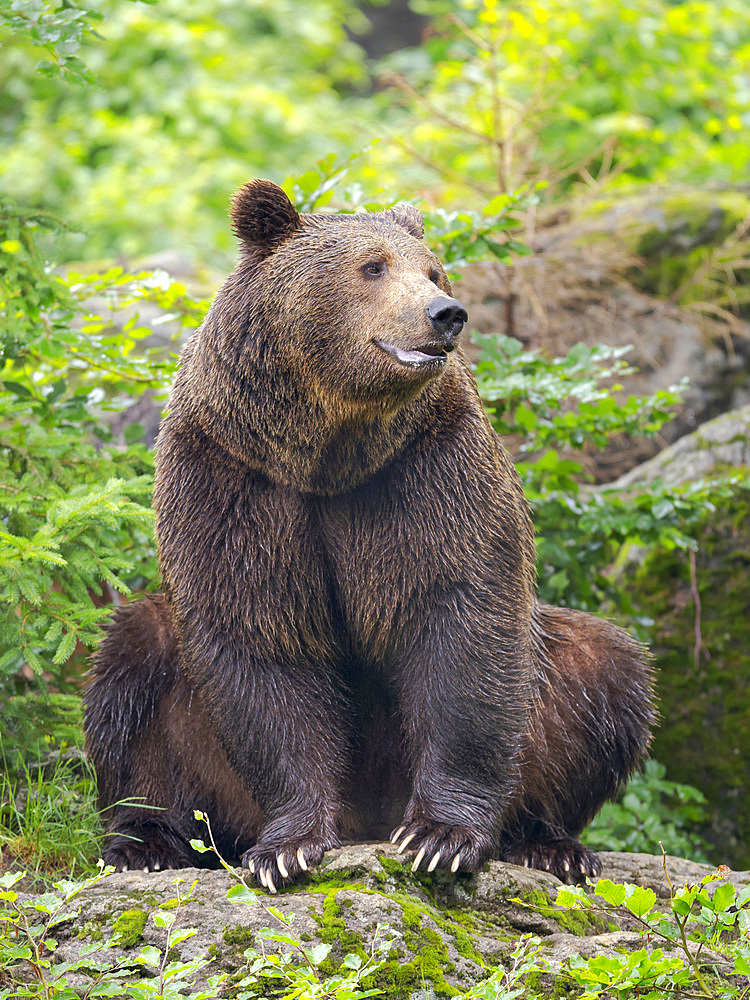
[362,261,386,278]
[429,268,441,285]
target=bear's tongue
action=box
[374,340,447,368]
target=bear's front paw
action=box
[502,838,601,884]
[103,834,189,873]
[241,835,337,893]
[389,821,491,874]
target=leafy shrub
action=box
[473,332,739,612]
[0,202,205,741]
[583,759,710,861]
[553,864,750,999]
[379,0,750,204]
[0,0,378,262]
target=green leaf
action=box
[594,878,627,906]
[555,885,589,909]
[226,883,259,905]
[138,945,162,967]
[304,943,332,964]
[711,881,735,913]
[189,838,211,854]
[625,886,657,918]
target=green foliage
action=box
[380,0,750,205]
[0,0,107,84]
[473,333,740,611]
[0,202,205,710]
[423,193,534,274]
[0,868,226,999]
[460,937,548,999]
[1,692,84,759]
[0,0,378,262]
[583,759,711,861]
[554,864,750,999]
[7,0,750,264]
[630,484,750,870]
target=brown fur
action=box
[85,180,655,887]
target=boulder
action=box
[611,405,750,868]
[10,845,749,998]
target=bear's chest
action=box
[310,467,502,662]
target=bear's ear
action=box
[231,179,301,254]
[382,203,424,240]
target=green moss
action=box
[553,906,606,936]
[363,903,461,998]
[293,869,357,892]
[112,908,148,948]
[223,924,256,947]
[374,854,414,889]
[526,968,579,997]
[76,920,103,942]
[517,889,607,935]
[310,886,368,977]
[304,879,507,998]
[629,191,750,301]
[631,491,750,868]
[520,889,551,909]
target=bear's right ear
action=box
[231,179,301,255]
[382,204,424,240]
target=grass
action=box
[0,746,103,878]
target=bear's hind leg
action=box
[85,595,260,871]
[501,604,655,882]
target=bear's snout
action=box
[425,296,468,347]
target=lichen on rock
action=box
[29,843,748,999]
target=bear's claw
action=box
[389,820,490,875]
[502,838,601,884]
[103,835,188,874]
[241,835,335,892]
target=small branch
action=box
[661,842,675,899]
[380,71,496,145]
[688,548,707,670]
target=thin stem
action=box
[201,813,322,983]
[676,911,716,1000]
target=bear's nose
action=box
[425,296,468,343]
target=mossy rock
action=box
[112,907,148,948]
[19,850,750,998]
[631,490,750,867]
[613,406,750,867]
[626,189,750,301]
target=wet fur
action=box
[85,181,655,886]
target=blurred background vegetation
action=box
[1,0,749,874]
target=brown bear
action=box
[85,180,655,892]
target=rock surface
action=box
[455,201,750,481]
[611,404,750,868]
[19,844,750,998]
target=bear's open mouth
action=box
[374,340,449,368]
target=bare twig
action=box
[688,548,707,670]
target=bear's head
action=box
[230,180,468,409]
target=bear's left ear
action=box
[231,179,301,255]
[382,203,424,240]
